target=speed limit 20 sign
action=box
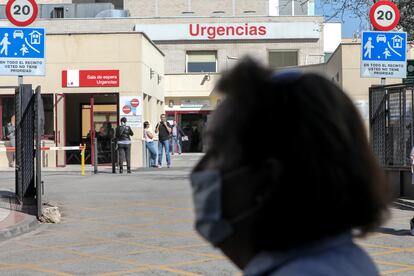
[6,0,38,27]
[370,0,400,31]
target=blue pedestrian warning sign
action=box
[0,27,45,76]
[361,31,407,79]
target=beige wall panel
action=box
[164,74,219,97]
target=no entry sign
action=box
[6,0,38,27]
[370,1,400,31]
[120,96,143,128]
[130,98,139,108]
[122,105,131,114]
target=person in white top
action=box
[144,121,157,167]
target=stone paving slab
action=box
[0,154,412,275]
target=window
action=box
[268,51,299,69]
[279,0,293,16]
[186,51,217,73]
[52,7,64,19]
[0,95,54,141]
[294,0,308,16]
[278,0,308,16]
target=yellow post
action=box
[81,144,85,176]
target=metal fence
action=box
[15,84,35,201]
[370,84,414,168]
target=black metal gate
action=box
[14,84,44,217]
[15,84,35,201]
[370,83,414,198]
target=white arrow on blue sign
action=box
[361,31,407,79]
[0,27,45,76]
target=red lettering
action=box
[236,26,244,36]
[188,23,267,38]
[258,26,267,35]
[207,26,216,39]
[200,26,207,36]
[226,26,235,36]
[189,24,199,36]
[217,26,225,36]
[249,26,258,36]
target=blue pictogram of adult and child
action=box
[0,28,44,58]
[362,32,406,62]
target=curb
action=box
[0,211,39,242]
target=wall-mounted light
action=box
[169,100,174,108]
[201,74,211,85]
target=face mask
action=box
[190,170,233,246]
[190,164,279,247]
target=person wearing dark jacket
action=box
[171,120,186,155]
[190,58,390,276]
[116,117,134,173]
[155,114,172,168]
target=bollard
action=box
[93,138,98,174]
[80,144,85,176]
[111,139,116,174]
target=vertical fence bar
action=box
[111,139,116,173]
[93,138,98,174]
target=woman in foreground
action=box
[190,58,390,276]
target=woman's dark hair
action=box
[208,57,390,251]
[144,121,150,128]
[120,117,127,123]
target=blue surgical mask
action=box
[190,162,280,247]
[190,170,233,246]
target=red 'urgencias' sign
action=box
[62,70,120,88]
[189,23,267,40]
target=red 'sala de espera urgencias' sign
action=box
[6,0,38,27]
[62,70,120,88]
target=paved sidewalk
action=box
[0,154,411,275]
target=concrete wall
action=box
[73,0,124,9]
[0,0,72,3]
[164,73,220,97]
[124,0,269,17]
[14,16,324,75]
[295,43,408,127]
[0,3,115,19]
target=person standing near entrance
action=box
[116,117,134,173]
[155,114,172,168]
[144,121,157,167]
[6,115,15,167]
[171,120,185,155]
